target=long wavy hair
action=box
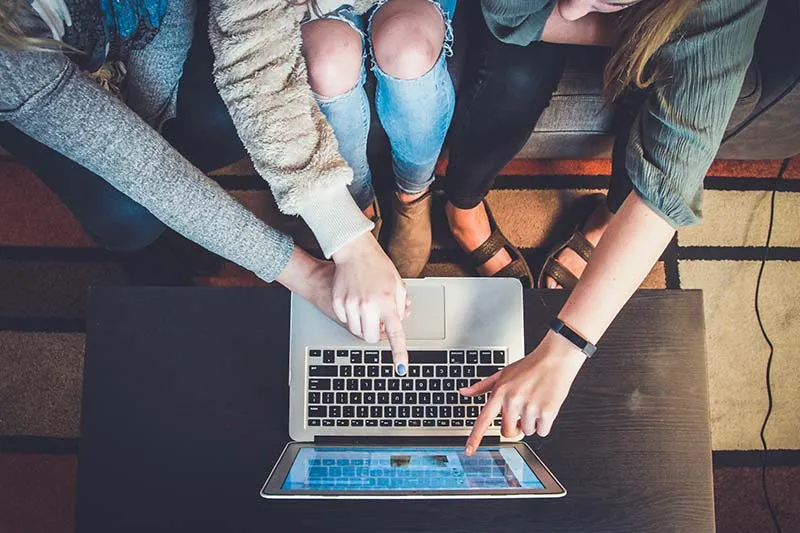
[605,0,697,100]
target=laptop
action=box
[261,277,566,498]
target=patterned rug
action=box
[1,155,799,532]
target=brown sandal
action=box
[538,193,605,290]
[462,200,535,289]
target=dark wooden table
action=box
[76,287,714,532]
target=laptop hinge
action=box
[314,435,502,446]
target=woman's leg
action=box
[301,13,374,213]
[444,11,566,276]
[369,0,457,276]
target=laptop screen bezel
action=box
[260,441,566,498]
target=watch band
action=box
[550,318,597,358]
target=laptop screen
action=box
[281,447,544,491]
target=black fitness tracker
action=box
[550,318,597,358]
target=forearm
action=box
[541,10,617,46]
[557,191,675,344]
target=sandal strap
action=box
[494,260,534,289]
[565,231,594,263]
[540,257,579,290]
[466,228,509,268]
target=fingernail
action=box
[465,445,474,455]
[396,363,407,376]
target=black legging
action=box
[445,5,643,214]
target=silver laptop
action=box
[261,277,566,498]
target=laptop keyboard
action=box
[306,349,505,428]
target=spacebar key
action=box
[409,351,448,364]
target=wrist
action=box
[276,246,325,295]
[331,231,373,264]
[541,329,589,369]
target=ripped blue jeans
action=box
[310,0,457,210]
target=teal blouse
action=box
[481,0,768,227]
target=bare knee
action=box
[302,19,363,98]
[371,0,445,80]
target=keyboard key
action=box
[433,393,445,404]
[460,394,472,405]
[323,350,335,363]
[391,392,403,404]
[309,349,321,358]
[409,350,448,364]
[381,366,393,377]
[350,392,361,404]
[470,378,481,387]
[354,366,366,377]
[340,366,352,377]
[401,380,414,391]
[330,406,341,417]
[449,351,465,364]
[333,379,345,391]
[405,392,417,404]
[454,406,465,418]
[480,351,492,364]
[378,393,390,404]
[398,405,410,418]
[409,366,421,377]
[466,420,475,427]
[443,379,456,391]
[350,350,362,364]
[337,350,349,358]
[381,351,394,364]
[449,366,461,378]
[477,366,502,377]
[493,420,502,426]
[365,351,380,364]
[493,350,506,364]
[436,366,448,378]
[409,420,421,427]
[452,420,464,427]
[440,406,452,418]
[309,365,337,377]
[322,392,334,404]
[457,379,469,390]
[360,379,372,391]
[467,406,479,418]
[367,366,379,377]
[323,419,335,426]
[374,379,386,391]
[426,406,437,418]
[467,351,479,364]
[423,420,435,427]
[415,379,427,391]
[337,419,349,427]
[308,392,320,404]
[394,420,407,427]
[346,379,359,391]
[308,405,326,418]
[364,393,376,404]
[388,379,400,391]
[385,406,396,418]
[336,392,347,404]
[357,406,368,418]
[309,419,321,426]
[343,406,355,417]
[463,366,476,377]
[366,420,378,427]
[352,420,364,427]
[474,395,486,405]
[429,380,441,391]
[419,393,432,404]
[309,379,331,390]
[422,366,434,378]
[446,392,458,404]
[371,406,382,418]
[437,420,450,427]
[412,406,424,418]
[380,419,392,427]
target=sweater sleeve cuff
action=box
[297,186,374,258]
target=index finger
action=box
[465,394,503,456]
[383,311,409,376]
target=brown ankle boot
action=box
[386,191,433,278]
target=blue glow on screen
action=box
[281,447,544,491]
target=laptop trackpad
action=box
[404,284,445,340]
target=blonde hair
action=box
[605,0,697,100]
[0,0,68,51]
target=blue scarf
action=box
[98,0,168,40]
